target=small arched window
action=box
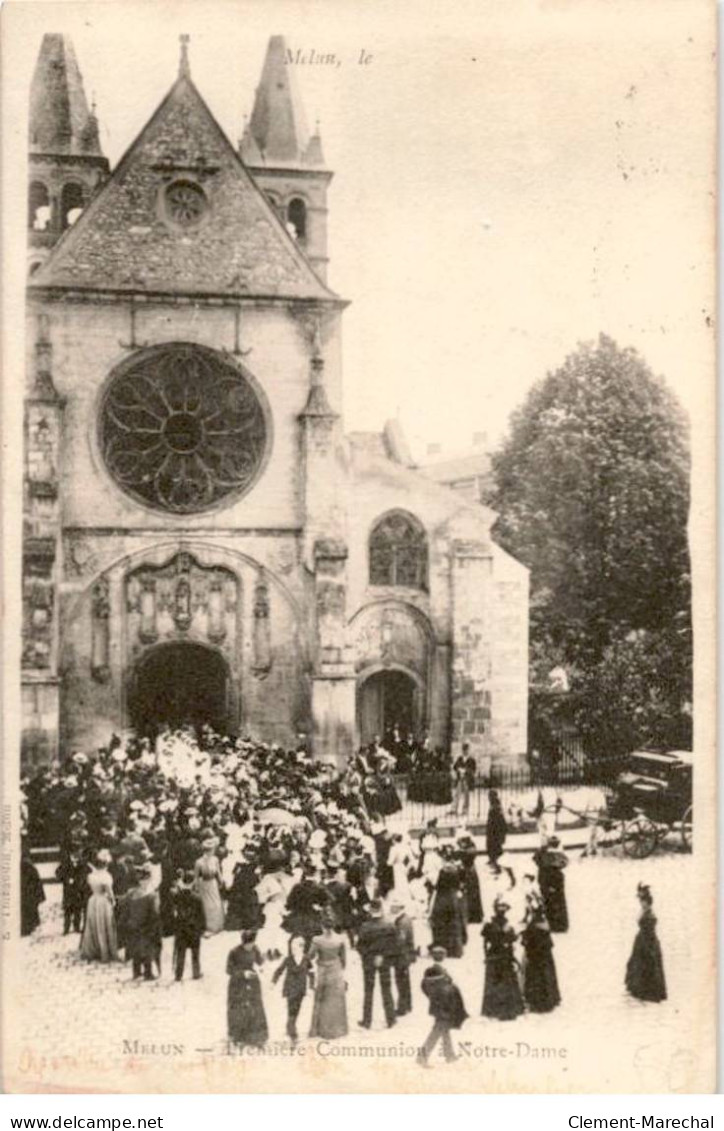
[29,181,50,231]
[61,182,85,229]
[286,197,307,243]
[369,511,428,590]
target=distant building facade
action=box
[22,34,529,770]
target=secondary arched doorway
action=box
[357,668,420,747]
[128,641,231,740]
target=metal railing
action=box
[382,754,627,830]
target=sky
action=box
[2,0,715,462]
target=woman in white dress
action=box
[79,850,118,963]
[388,833,413,901]
[255,859,292,959]
[193,836,225,934]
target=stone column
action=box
[450,539,494,772]
[21,313,64,768]
[298,316,355,764]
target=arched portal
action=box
[129,641,231,740]
[357,668,420,747]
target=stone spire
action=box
[246,35,323,167]
[241,36,332,280]
[29,33,103,155]
[179,33,191,79]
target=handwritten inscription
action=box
[286,48,373,68]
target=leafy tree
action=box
[489,334,691,753]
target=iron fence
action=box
[387,753,627,830]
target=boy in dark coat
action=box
[171,869,205,981]
[417,945,468,1067]
[272,934,312,1042]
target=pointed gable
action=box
[30,73,336,301]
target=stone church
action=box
[22,32,529,770]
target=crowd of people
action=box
[20,725,667,1066]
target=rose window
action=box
[99,344,268,513]
[164,180,206,226]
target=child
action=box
[56,851,87,935]
[272,935,311,1042]
[417,945,467,1067]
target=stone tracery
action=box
[99,343,268,514]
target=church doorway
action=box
[357,669,419,747]
[128,641,231,740]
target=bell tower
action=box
[240,35,332,281]
[28,34,109,271]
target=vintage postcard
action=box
[0,0,717,1094]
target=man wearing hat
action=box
[123,863,162,981]
[388,898,415,1017]
[171,869,205,981]
[417,945,467,1068]
[356,899,397,1029]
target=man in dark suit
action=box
[124,863,162,981]
[388,898,416,1016]
[171,869,205,981]
[356,899,397,1029]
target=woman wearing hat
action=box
[227,930,268,1048]
[532,837,569,933]
[455,831,483,924]
[520,900,561,1013]
[194,836,224,935]
[79,849,119,964]
[625,884,667,1003]
[308,908,349,1040]
[429,846,467,959]
[481,895,524,1020]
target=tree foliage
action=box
[489,334,691,753]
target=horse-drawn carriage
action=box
[605,749,693,857]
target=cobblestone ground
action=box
[6,843,708,1093]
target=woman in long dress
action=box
[430,853,467,959]
[532,837,569,933]
[256,863,291,959]
[625,883,667,1002]
[226,852,262,932]
[194,837,225,934]
[481,897,524,1020]
[308,910,348,1040]
[521,901,561,1013]
[388,834,412,900]
[486,790,508,872]
[80,850,119,963]
[227,930,268,1048]
[456,835,483,924]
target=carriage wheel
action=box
[622,815,659,858]
[680,805,693,851]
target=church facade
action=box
[22,33,529,770]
